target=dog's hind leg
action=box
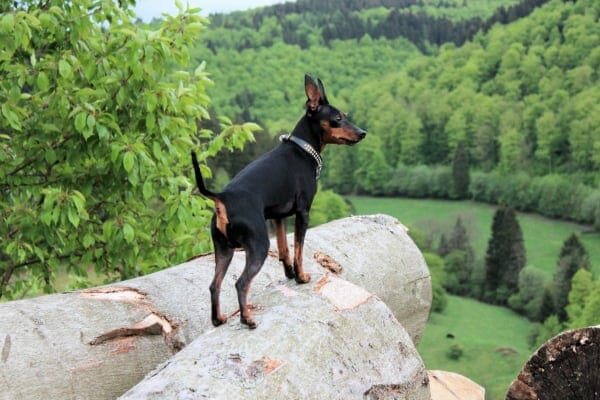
[209,223,234,327]
[235,224,269,329]
[273,219,295,279]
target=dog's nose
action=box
[357,129,367,138]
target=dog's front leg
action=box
[273,219,295,279]
[293,211,311,284]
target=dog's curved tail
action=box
[191,151,218,199]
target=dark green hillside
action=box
[205,0,547,52]
[342,0,600,177]
[192,0,552,135]
[192,38,419,130]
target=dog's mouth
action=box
[343,137,362,146]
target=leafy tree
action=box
[309,187,352,227]
[451,141,470,199]
[484,206,526,304]
[531,314,563,350]
[444,250,473,296]
[538,283,557,323]
[0,0,258,299]
[507,267,545,321]
[578,287,600,328]
[553,234,590,322]
[353,135,392,195]
[565,268,594,328]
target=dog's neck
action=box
[291,116,322,153]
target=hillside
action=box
[192,0,549,127]
[343,0,600,176]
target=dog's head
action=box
[305,74,366,146]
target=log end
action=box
[506,325,600,400]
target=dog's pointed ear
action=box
[317,78,329,105]
[305,74,322,112]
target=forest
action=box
[192,0,600,227]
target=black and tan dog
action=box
[191,74,366,329]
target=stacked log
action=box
[506,325,600,400]
[0,215,432,400]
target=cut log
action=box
[428,370,485,400]
[119,275,430,400]
[0,215,431,400]
[506,325,600,400]
[306,214,432,344]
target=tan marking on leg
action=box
[293,239,310,284]
[274,220,291,266]
[214,198,229,237]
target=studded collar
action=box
[279,134,322,180]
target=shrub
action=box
[387,164,452,198]
[446,343,465,360]
[423,252,448,313]
[444,250,474,296]
[581,190,600,226]
[310,189,351,227]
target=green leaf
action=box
[67,207,80,228]
[58,59,73,79]
[86,114,96,130]
[70,192,86,214]
[75,112,87,133]
[45,148,57,164]
[123,152,135,173]
[97,124,109,141]
[0,13,14,31]
[1,104,22,131]
[146,113,156,132]
[143,180,153,200]
[122,223,135,243]
[146,93,157,112]
[36,72,49,91]
[83,234,95,249]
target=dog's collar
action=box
[279,134,322,180]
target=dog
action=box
[191,74,366,329]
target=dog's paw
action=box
[283,264,295,279]
[212,315,227,327]
[241,316,257,330]
[295,273,311,284]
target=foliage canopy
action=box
[0,0,258,299]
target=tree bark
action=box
[506,325,600,400]
[120,275,430,400]
[0,214,431,400]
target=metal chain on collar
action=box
[279,134,323,180]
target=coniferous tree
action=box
[447,216,475,294]
[484,207,526,304]
[448,216,474,258]
[437,234,451,257]
[553,234,590,322]
[452,141,470,199]
[538,283,557,322]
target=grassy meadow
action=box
[349,196,600,400]
[420,295,531,399]
[349,196,600,279]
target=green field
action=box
[419,295,531,399]
[349,196,600,279]
[349,196,600,400]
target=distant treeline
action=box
[206,0,549,52]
